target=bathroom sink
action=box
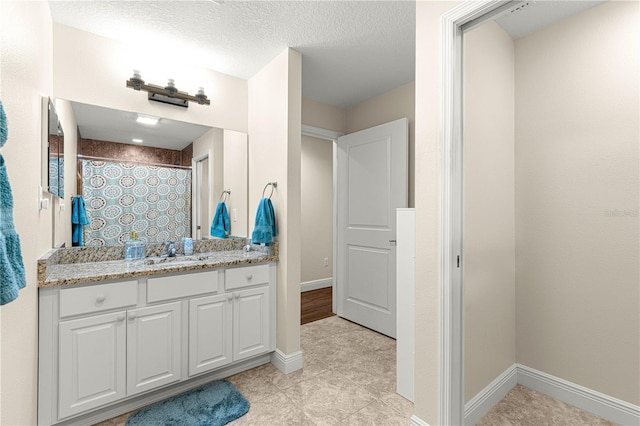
[145,254,210,266]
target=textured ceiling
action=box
[494,0,605,39]
[49,0,416,109]
[52,1,606,150]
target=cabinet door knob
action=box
[246,274,253,281]
[96,294,106,303]
[128,312,137,320]
[116,315,125,322]
[234,292,239,299]
[227,294,233,301]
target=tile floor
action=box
[477,384,616,426]
[97,316,615,426]
[96,316,413,426]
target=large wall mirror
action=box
[67,101,248,247]
[48,99,65,199]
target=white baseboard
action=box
[271,349,304,374]
[517,364,640,426]
[463,363,640,426]
[410,414,431,426]
[464,364,518,425]
[300,278,333,292]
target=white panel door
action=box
[127,302,181,396]
[337,118,408,338]
[233,287,270,361]
[58,311,126,419]
[189,294,233,376]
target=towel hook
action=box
[219,189,231,203]
[262,182,277,199]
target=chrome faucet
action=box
[162,241,176,257]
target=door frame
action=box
[301,125,343,313]
[192,152,211,239]
[439,1,523,424]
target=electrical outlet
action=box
[323,257,329,266]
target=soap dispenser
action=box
[125,231,145,261]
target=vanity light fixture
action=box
[136,115,159,125]
[132,138,143,143]
[126,70,210,108]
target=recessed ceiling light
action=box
[136,115,159,125]
[132,138,143,143]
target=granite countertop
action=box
[38,239,278,288]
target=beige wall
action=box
[414,1,459,423]
[302,98,347,134]
[347,81,415,207]
[223,129,249,237]
[249,48,302,355]
[463,21,516,402]
[515,1,639,404]
[301,135,333,284]
[52,24,248,133]
[193,128,222,238]
[0,1,53,424]
[53,98,78,248]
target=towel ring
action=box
[219,190,231,202]
[262,182,277,199]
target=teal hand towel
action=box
[71,196,90,246]
[210,202,230,238]
[251,198,277,245]
[0,154,27,305]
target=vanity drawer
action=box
[59,280,137,318]
[147,270,219,303]
[225,264,270,290]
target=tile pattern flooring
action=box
[477,384,616,426]
[97,316,616,426]
[226,315,413,425]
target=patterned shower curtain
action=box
[82,160,191,246]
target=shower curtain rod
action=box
[77,155,192,170]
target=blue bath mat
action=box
[126,380,249,426]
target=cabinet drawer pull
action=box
[116,315,125,322]
[246,274,253,281]
[95,294,106,303]
[128,312,137,320]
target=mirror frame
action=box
[47,99,64,199]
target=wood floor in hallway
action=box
[301,287,335,325]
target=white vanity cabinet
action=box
[126,302,182,396]
[233,286,271,361]
[39,262,276,426]
[187,263,274,376]
[189,294,233,375]
[58,302,182,418]
[58,311,127,419]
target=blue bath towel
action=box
[251,198,277,245]
[0,153,27,305]
[71,196,90,246]
[210,202,230,238]
[0,100,7,148]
